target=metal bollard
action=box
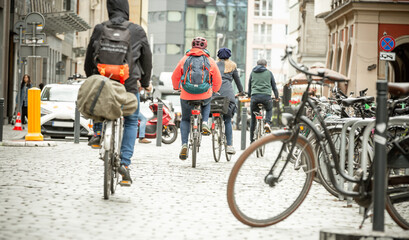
[0,98,4,142]
[74,102,80,144]
[373,80,388,232]
[25,88,43,141]
[156,103,163,147]
[241,107,247,150]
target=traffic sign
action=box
[24,12,45,33]
[380,52,396,61]
[379,35,395,52]
[20,45,49,58]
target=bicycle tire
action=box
[386,167,409,230]
[260,121,266,157]
[255,122,261,158]
[227,131,315,227]
[192,133,198,168]
[103,150,112,200]
[212,117,223,162]
[225,133,232,161]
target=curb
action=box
[0,140,58,147]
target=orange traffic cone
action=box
[13,112,23,131]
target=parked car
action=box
[40,80,93,139]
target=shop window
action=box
[197,14,208,29]
[148,12,166,24]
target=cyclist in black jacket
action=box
[84,0,152,186]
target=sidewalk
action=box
[1,123,57,147]
[0,127,407,239]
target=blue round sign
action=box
[380,35,396,52]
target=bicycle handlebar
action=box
[283,46,348,83]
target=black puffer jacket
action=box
[84,0,152,93]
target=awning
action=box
[43,11,91,34]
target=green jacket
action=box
[248,65,279,98]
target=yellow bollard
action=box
[25,88,44,141]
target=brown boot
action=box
[138,138,151,144]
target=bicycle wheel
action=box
[255,122,261,158]
[103,150,112,200]
[212,117,223,162]
[386,166,409,230]
[225,134,232,161]
[227,131,315,227]
[192,133,198,168]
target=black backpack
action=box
[181,55,211,94]
[94,20,132,84]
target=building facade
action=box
[148,0,248,89]
[0,0,91,122]
[245,0,290,91]
[321,0,409,96]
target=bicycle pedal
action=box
[119,181,132,187]
[91,144,102,149]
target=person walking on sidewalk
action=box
[16,74,32,125]
[84,0,152,186]
[248,59,279,143]
[171,37,222,160]
[137,111,151,144]
[215,48,245,155]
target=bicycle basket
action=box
[210,96,230,114]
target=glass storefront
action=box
[185,0,248,81]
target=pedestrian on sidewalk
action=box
[248,59,279,143]
[137,111,151,144]
[172,37,222,160]
[84,0,152,186]
[16,74,32,125]
[215,48,245,155]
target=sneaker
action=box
[88,135,101,149]
[179,144,188,160]
[226,145,236,155]
[118,165,132,187]
[202,124,211,135]
[138,138,151,144]
[264,123,271,133]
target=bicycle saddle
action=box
[341,97,372,106]
[389,82,409,97]
[188,100,205,106]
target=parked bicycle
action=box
[99,116,124,200]
[226,46,409,229]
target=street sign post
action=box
[373,34,396,232]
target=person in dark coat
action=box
[16,74,32,124]
[84,0,152,186]
[248,59,279,143]
[215,48,245,155]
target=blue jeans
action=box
[250,94,273,142]
[120,92,140,166]
[224,115,233,146]
[137,112,147,139]
[180,98,211,145]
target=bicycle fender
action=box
[299,115,325,141]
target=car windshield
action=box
[41,85,80,102]
[162,94,180,106]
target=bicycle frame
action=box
[272,58,364,198]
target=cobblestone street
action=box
[0,126,404,239]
